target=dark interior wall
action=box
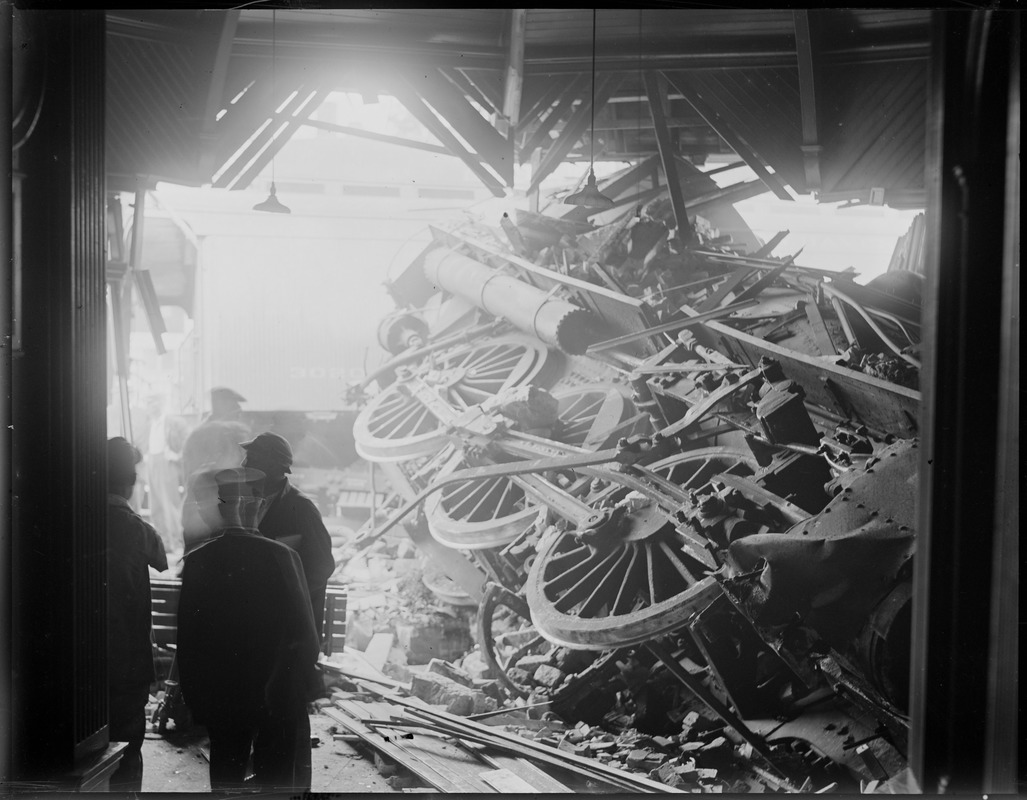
[9,11,109,780]
[911,10,1020,794]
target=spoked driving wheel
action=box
[525,446,760,650]
[353,335,551,462]
[425,384,639,550]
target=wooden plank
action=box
[325,703,483,793]
[386,698,684,793]
[751,230,789,258]
[730,259,794,305]
[697,268,758,313]
[363,633,394,673]
[804,299,839,356]
[480,768,540,792]
[475,752,573,793]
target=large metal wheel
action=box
[353,335,550,462]
[425,384,637,550]
[525,446,761,650]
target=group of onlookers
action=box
[106,386,337,793]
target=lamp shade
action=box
[564,169,614,209]
[253,183,291,214]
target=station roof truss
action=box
[103,8,930,208]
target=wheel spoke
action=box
[526,446,761,649]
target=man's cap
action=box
[211,386,246,403]
[240,431,294,472]
[214,467,267,499]
[108,436,142,486]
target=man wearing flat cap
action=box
[177,467,320,792]
[107,437,168,792]
[241,432,336,641]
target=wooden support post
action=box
[794,11,823,191]
[499,9,527,137]
[643,71,694,246]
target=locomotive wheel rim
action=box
[525,446,760,650]
[426,488,546,550]
[424,384,633,549]
[352,335,550,463]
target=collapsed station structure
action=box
[3,7,1018,795]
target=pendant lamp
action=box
[254,9,291,214]
[564,9,613,209]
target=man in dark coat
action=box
[177,468,320,792]
[240,432,336,641]
[107,437,169,792]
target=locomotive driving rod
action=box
[348,367,771,554]
[347,444,633,553]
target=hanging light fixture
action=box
[564,9,613,209]
[254,8,291,214]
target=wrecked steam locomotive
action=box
[346,195,923,790]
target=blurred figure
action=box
[207,385,247,423]
[181,387,251,481]
[240,432,335,641]
[177,468,320,793]
[180,388,251,550]
[136,391,190,556]
[107,437,169,793]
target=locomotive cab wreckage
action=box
[340,191,928,792]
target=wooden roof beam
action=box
[662,70,793,201]
[230,86,330,190]
[212,79,318,189]
[520,74,588,159]
[420,68,514,184]
[439,68,502,120]
[198,10,241,181]
[794,11,823,191]
[390,77,508,197]
[528,72,621,194]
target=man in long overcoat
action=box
[176,467,320,792]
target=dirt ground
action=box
[140,708,402,793]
